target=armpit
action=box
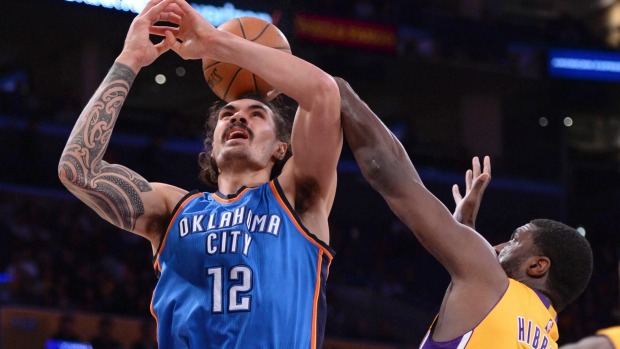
[294,177,320,214]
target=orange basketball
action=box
[202,17,291,102]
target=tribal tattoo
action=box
[59,62,153,231]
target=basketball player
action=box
[58,0,341,348]
[336,76,593,348]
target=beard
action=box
[499,253,528,279]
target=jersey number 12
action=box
[207,265,252,313]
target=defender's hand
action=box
[452,156,491,229]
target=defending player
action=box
[58,1,341,348]
[336,76,593,348]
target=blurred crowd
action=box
[0,190,156,317]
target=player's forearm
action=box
[115,51,146,74]
[211,31,337,109]
[58,62,153,231]
[338,78,422,194]
[59,62,134,183]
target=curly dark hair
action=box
[529,218,593,311]
[197,94,294,189]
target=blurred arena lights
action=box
[538,117,549,127]
[549,47,620,82]
[155,74,167,85]
[576,226,586,237]
[63,0,272,26]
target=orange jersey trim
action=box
[268,181,334,259]
[153,192,203,271]
[149,289,160,345]
[310,251,324,349]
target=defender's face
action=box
[211,99,282,166]
[494,223,537,279]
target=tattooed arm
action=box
[58,0,186,248]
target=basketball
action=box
[202,17,291,102]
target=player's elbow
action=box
[57,161,75,187]
[308,74,340,109]
[317,73,339,94]
[58,157,85,189]
[357,152,393,189]
[358,142,418,194]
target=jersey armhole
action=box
[271,178,336,258]
[151,190,201,265]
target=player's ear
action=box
[274,142,287,160]
[525,255,550,278]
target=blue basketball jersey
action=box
[150,179,335,349]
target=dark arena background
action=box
[2,0,620,347]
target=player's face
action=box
[211,99,284,167]
[494,224,537,279]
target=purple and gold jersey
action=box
[596,326,620,349]
[150,179,335,349]
[420,279,558,349]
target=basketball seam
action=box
[237,18,247,39]
[203,61,220,71]
[252,72,258,92]
[250,23,271,42]
[241,20,278,96]
[223,67,244,101]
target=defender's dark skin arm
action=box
[337,77,504,340]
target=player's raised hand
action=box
[116,0,178,71]
[165,0,222,61]
[452,156,491,229]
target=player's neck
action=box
[217,170,271,195]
